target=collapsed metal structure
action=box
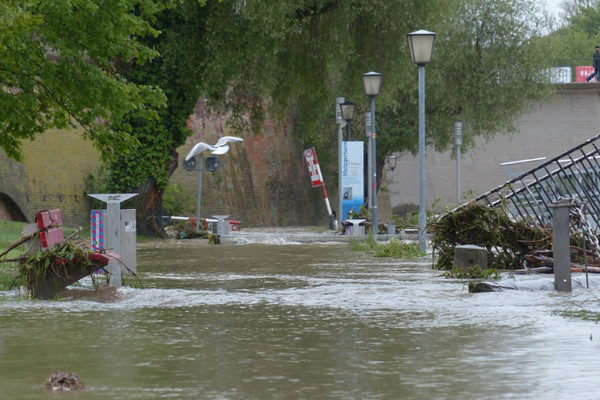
[472,133,600,233]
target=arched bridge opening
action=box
[0,193,28,222]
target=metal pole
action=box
[337,97,344,223]
[455,121,462,204]
[370,95,378,235]
[195,155,203,231]
[551,198,573,291]
[456,145,461,203]
[418,65,427,252]
[366,112,372,220]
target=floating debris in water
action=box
[44,371,84,392]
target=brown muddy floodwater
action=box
[2,231,600,399]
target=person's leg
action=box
[588,71,598,81]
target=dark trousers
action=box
[587,69,599,81]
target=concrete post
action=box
[551,198,574,292]
[88,193,137,287]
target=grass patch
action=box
[350,236,425,259]
[0,221,28,290]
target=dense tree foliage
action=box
[179,0,556,158]
[0,0,166,161]
[190,0,555,183]
[100,1,210,234]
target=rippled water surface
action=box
[2,234,600,399]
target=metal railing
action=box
[472,133,600,233]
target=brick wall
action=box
[171,100,327,226]
[0,128,100,226]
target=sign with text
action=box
[341,141,364,220]
[576,66,594,83]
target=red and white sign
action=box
[303,148,324,187]
[302,147,334,220]
[576,66,594,82]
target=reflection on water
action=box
[2,237,600,399]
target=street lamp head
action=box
[362,71,383,97]
[386,155,398,171]
[339,102,357,122]
[407,30,436,66]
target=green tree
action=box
[0,0,166,161]
[101,0,210,235]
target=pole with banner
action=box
[303,147,336,229]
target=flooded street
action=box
[2,233,600,399]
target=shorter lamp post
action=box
[454,122,463,204]
[362,71,383,235]
[183,136,244,231]
[408,29,436,253]
[340,102,357,141]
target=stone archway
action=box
[0,193,27,222]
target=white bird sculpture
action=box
[184,136,244,161]
[214,135,244,148]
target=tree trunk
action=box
[135,149,179,237]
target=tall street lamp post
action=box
[362,71,383,235]
[408,29,436,253]
[336,97,345,226]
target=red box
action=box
[189,217,209,229]
[36,209,62,229]
[576,66,594,82]
[40,227,64,248]
[90,251,120,265]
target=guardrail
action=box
[473,133,600,232]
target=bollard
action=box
[387,223,396,236]
[346,219,366,236]
[212,215,230,236]
[453,244,488,270]
[551,198,574,292]
[88,193,138,287]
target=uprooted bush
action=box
[430,202,552,270]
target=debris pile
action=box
[430,202,552,270]
[1,231,118,299]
